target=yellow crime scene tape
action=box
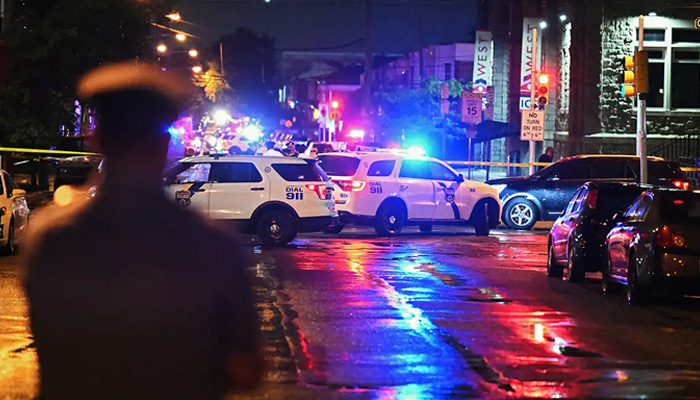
[0,146,697,172]
[0,147,99,156]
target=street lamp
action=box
[166,12,181,21]
[192,65,202,73]
[175,33,186,42]
[156,44,167,53]
[188,49,198,58]
[539,21,548,29]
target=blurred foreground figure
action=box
[23,62,263,400]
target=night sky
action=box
[175,0,479,54]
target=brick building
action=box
[477,0,700,170]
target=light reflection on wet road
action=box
[4,227,700,399]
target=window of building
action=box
[636,19,700,113]
[444,63,452,80]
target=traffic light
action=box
[535,72,550,109]
[621,51,648,98]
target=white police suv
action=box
[164,155,337,246]
[317,151,501,236]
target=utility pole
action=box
[363,0,372,114]
[637,15,648,184]
[529,28,538,176]
[219,40,224,77]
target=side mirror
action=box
[12,189,26,197]
[457,174,465,183]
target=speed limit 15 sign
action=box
[461,92,483,124]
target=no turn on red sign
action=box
[520,110,545,141]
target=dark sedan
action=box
[604,189,700,305]
[548,182,647,282]
[487,155,690,230]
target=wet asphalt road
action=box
[3,226,700,399]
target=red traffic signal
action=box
[535,72,550,108]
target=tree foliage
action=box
[0,0,171,147]
[193,61,231,104]
[374,78,471,154]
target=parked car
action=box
[0,170,30,255]
[603,189,700,305]
[487,155,690,230]
[317,151,501,236]
[54,156,101,190]
[547,182,647,281]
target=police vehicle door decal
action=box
[175,181,206,207]
[436,181,461,220]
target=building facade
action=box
[479,0,700,170]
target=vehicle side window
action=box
[399,160,431,179]
[3,172,15,197]
[623,197,643,219]
[591,159,626,179]
[632,196,653,221]
[553,160,592,180]
[175,163,211,183]
[428,162,458,181]
[564,188,584,215]
[367,160,396,177]
[572,187,589,213]
[211,163,262,183]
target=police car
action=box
[164,155,337,246]
[317,151,501,236]
[0,170,29,255]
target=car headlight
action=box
[490,184,507,195]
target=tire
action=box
[374,202,405,236]
[323,225,344,234]
[1,222,15,256]
[601,254,621,296]
[627,254,647,306]
[503,199,538,230]
[547,238,563,277]
[419,224,433,233]
[472,201,490,236]
[256,210,297,246]
[564,244,585,283]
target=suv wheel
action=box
[547,239,563,277]
[564,244,585,283]
[503,199,538,230]
[256,210,297,246]
[472,201,490,236]
[627,254,647,306]
[601,255,620,296]
[375,202,405,236]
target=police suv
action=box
[317,151,501,236]
[164,155,337,246]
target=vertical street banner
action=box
[519,18,543,110]
[472,30,493,95]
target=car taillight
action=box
[656,225,686,248]
[306,184,331,200]
[333,180,366,192]
[588,189,598,209]
[673,180,690,190]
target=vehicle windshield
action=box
[317,155,361,176]
[660,192,700,224]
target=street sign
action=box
[318,103,329,127]
[440,99,450,115]
[520,110,545,141]
[440,84,449,99]
[461,92,483,123]
[466,125,477,139]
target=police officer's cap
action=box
[78,62,195,143]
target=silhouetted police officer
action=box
[24,62,263,399]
